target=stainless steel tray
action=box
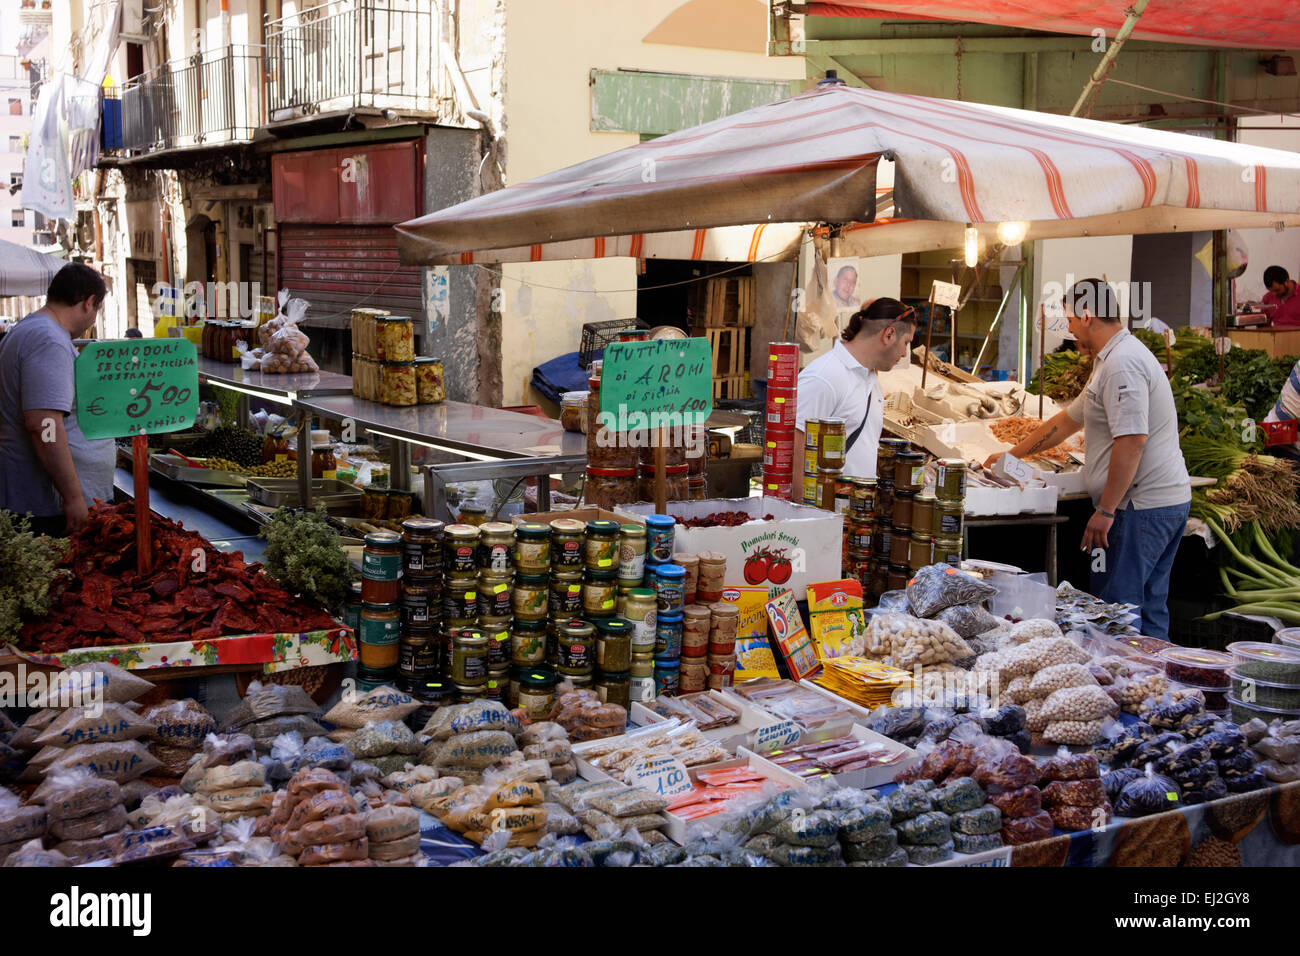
[149,453,249,488]
[245,477,363,511]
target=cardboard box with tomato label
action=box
[615,497,842,594]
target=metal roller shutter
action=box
[277,223,424,329]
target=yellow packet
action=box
[806,579,867,662]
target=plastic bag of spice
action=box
[35,703,156,748]
[2,839,70,868]
[934,602,1002,639]
[0,789,46,845]
[1114,766,1182,816]
[324,686,419,730]
[34,767,124,818]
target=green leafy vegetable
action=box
[261,506,354,615]
[0,513,69,644]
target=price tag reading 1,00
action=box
[74,338,200,440]
[630,755,693,796]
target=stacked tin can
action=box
[396,518,445,693]
[638,514,681,696]
[932,458,968,567]
[762,342,800,500]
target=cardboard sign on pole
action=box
[75,339,199,575]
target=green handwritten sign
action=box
[598,338,713,432]
[75,339,199,439]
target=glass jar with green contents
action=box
[593,617,634,673]
[477,569,514,623]
[444,577,477,626]
[620,588,658,654]
[483,669,508,705]
[344,580,364,634]
[511,620,547,667]
[582,570,619,619]
[482,622,511,668]
[584,520,621,573]
[513,523,551,574]
[444,524,480,578]
[549,570,584,617]
[595,671,631,710]
[512,573,549,622]
[451,629,489,686]
[556,619,595,674]
[477,522,515,574]
[549,518,586,569]
[518,669,558,720]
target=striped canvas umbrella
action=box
[396,83,1300,265]
[0,239,64,296]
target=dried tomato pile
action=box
[671,511,776,528]
[19,502,337,653]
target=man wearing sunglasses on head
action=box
[794,298,917,480]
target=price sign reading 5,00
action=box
[75,339,199,440]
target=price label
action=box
[599,338,713,432]
[753,719,800,751]
[1162,329,1177,347]
[1214,336,1233,356]
[74,339,199,440]
[629,755,692,796]
[1034,312,1070,336]
[996,452,1035,484]
[931,281,961,309]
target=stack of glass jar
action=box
[844,477,878,595]
[396,518,445,694]
[676,550,735,693]
[865,438,907,597]
[442,523,487,703]
[358,531,404,688]
[932,458,967,566]
[763,343,800,501]
[584,362,638,509]
[802,418,848,513]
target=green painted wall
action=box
[590,69,803,135]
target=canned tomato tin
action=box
[766,386,797,429]
[767,342,800,389]
[935,458,968,502]
[817,418,846,469]
[763,436,796,474]
[762,474,794,500]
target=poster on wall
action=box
[826,257,863,329]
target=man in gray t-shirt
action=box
[987,279,1191,640]
[0,263,108,536]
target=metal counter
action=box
[112,466,268,563]
[196,356,354,411]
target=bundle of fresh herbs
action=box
[261,506,355,615]
[0,513,69,644]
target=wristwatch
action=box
[1096,507,1116,519]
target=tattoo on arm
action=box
[1023,424,1062,456]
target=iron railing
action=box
[119,45,264,154]
[265,0,439,115]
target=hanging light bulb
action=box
[996,220,1029,245]
[964,225,979,267]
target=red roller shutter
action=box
[278,224,423,328]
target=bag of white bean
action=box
[1040,685,1119,722]
[1028,663,1097,698]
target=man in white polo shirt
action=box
[988,279,1191,639]
[794,298,917,479]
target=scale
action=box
[1230,312,1269,328]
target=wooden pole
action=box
[133,434,152,575]
[919,286,937,389]
[654,430,668,514]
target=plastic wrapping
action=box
[1203,728,1249,761]
[1040,685,1118,722]
[864,613,973,668]
[1114,766,1181,816]
[40,741,160,783]
[904,839,953,865]
[1040,778,1106,808]
[934,602,1002,639]
[1102,768,1144,803]
[888,784,934,822]
[905,564,996,618]
[896,810,952,846]
[1000,809,1054,845]
[987,785,1042,819]
[1038,748,1100,783]
[1048,802,1110,831]
[1043,718,1106,746]
[1029,663,1097,697]
[1224,769,1267,793]
[1127,732,1187,769]
[951,804,1001,835]
[35,767,123,819]
[1141,694,1205,731]
[971,743,1039,792]
[980,705,1026,737]
[876,590,911,614]
[931,777,984,814]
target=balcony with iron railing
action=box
[265,0,442,118]
[113,45,264,157]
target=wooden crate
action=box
[692,276,756,328]
[692,327,749,378]
[713,376,748,400]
